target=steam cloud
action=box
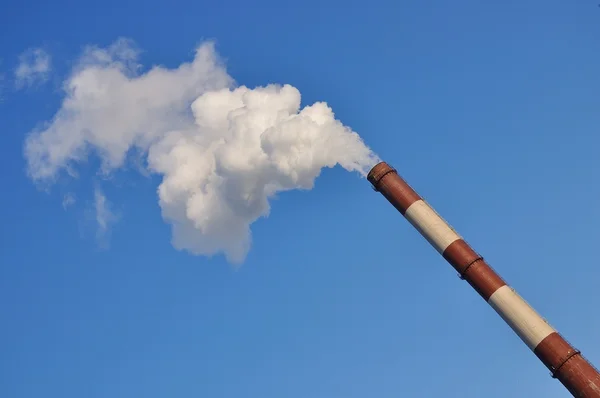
[24,39,379,263]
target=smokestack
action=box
[367,161,600,398]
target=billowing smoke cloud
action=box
[24,38,379,263]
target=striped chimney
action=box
[367,161,600,398]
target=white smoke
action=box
[94,186,118,245]
[14,47,51,89]
[24,39,379,263]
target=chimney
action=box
[367,161,600,397]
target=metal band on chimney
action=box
[367,161,600,397]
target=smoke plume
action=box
[24,39,379,263]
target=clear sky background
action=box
[1,1,600,397]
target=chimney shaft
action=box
[367,161,600,397]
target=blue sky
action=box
[1,1,600,397]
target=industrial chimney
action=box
[367,161,600,397]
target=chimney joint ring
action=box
[458,256,484,280]
[369,168,397,192]
[550,349,581,378]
